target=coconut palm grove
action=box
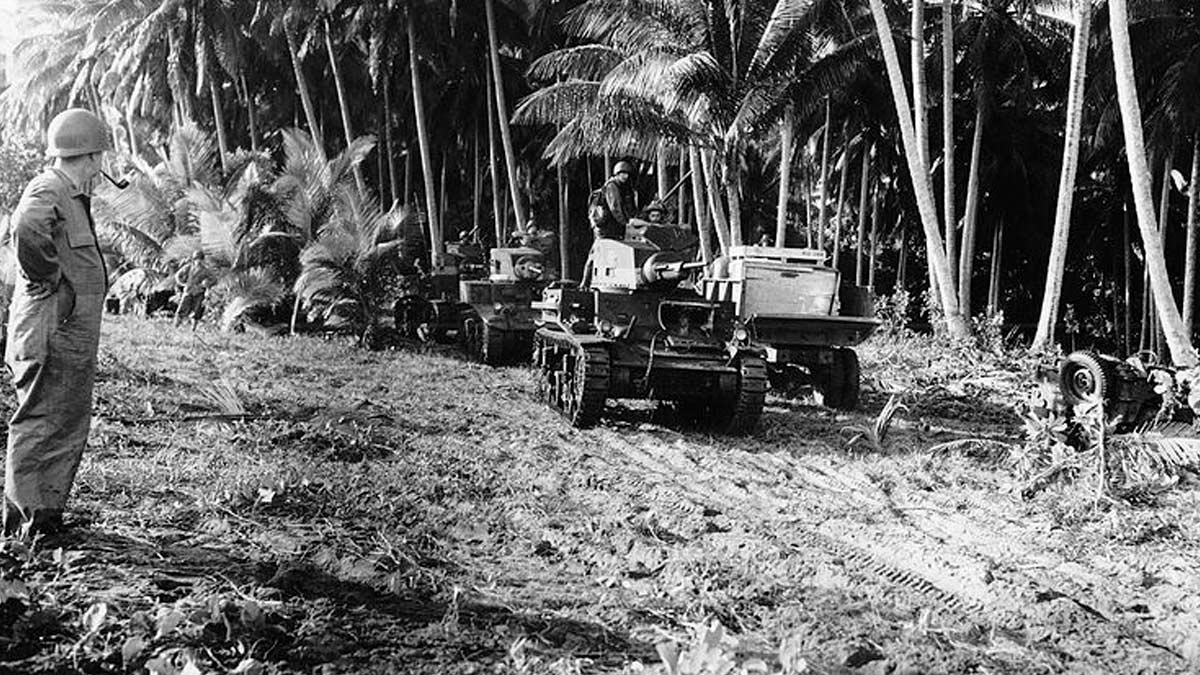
[5,0,1200,673]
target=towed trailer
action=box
[701,246,879,409]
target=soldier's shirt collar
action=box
[47,167,88,198]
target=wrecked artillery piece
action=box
[533,227,767,433]
[700,247,879,409]
[393,242,550,364]
[1035,350,1184,433]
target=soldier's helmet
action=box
[612,160,635,176]
[46,109,113,158]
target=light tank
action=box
[533,227,767,433]
[457,247,550,364]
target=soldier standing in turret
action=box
[588,160,637,240]
[4,109,111,536]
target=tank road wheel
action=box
[824,348,861,411]
[1059,350,1114,406]
[712,355,769,435]
[480,322,506,366]
[560,343,610,428]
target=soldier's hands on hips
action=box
[25,280,55,301]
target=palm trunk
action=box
[855,145,872,286]
[558,162,570,278]
[472,119,483,243]
[958,98,984,314]
[987,218,1003,315]
[897,226,908,288]
[817,99,833,250]
[868,0,967,336]
[1185,133,1200,334]
[1109,0,1197,365]
[1155,150,1175,358]
[678,146,689,227]
[701,149,732,255]
[912,0,928,168]
[942,0,955,270]
[240,71,259,153]
[656,141,669,200]
[1124,198,1133,352]
[724,156,744,246]
[1032,5,1090,350]
[285,23,324,159]
[407,10,443,268]
[485,0,528,229]
[868,182,882,290]
[690,146,714,264]
[775,107,795,247]
[832,127,852,267]
[440,151,449,232]
[384,80,399,207]
[324,17,366,196]
[485,55,505,246]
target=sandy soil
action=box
[0,315,1197,674]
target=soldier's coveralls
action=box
[3,168,106,532]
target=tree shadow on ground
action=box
[40,526,652,670]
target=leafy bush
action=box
[0,137,45,212]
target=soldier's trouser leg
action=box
[4,289,103,533]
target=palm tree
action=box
[1032,0,1091,350]
[294,197,411,345]
[1109,0,1197,366]
[867,0,968,337]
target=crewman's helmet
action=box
[46,109,113,158]
[612,160,635,176]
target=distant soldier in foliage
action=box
[4,109,111,536]
[173,250,213,330]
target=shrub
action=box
[0,136,45,212]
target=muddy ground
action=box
[1,315,1199,674]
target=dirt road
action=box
[3,316,1199,674]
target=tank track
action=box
[715,355,768,434]
[535,331,610,427]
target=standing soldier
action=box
[587,160,637,240]
[4,108,111,536]
[173,250,212,330]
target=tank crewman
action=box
[588,160,637,240]
[626,199,668,240]
[4,108,112,536]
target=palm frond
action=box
[512,80,601,126]
[527,45,625,83]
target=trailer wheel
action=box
[1059,351,1114,406]
[824,348,861,410]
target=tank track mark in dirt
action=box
[535,330,610,428]
[578,427,1191,667]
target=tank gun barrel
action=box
[641,259,706,285]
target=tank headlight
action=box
[599,319,614,335]
[734,327,750,343]
[494,302,505,314]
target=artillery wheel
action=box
[1059,350,1114,406]
[824,348,861,411]
[710,354,769,435]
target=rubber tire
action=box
[711,355,769,435]
[824,348,861,411]
[1059,350,1114,406]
